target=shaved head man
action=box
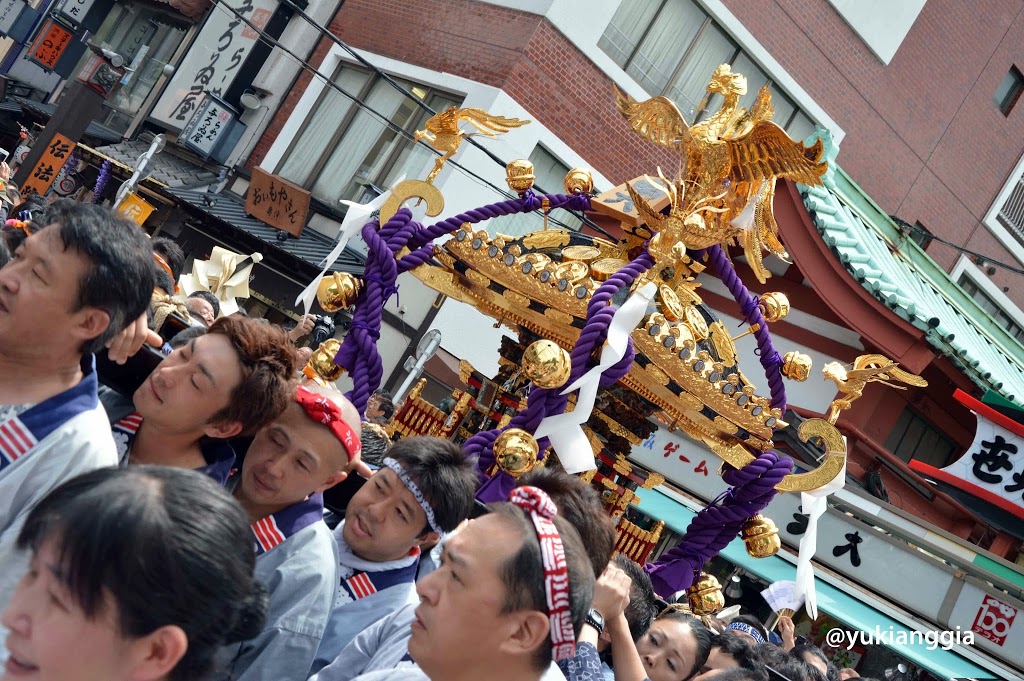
[218,385,363,681]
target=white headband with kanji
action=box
[508,486,576,662]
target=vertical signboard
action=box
[150,0,277,128]
[181,95,236,158]
[27,19,75,71]
[21,134,76,197]
[56,0,96,25]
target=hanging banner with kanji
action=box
[21,134,76,197]
[909,389,1024,519]
[244,167,311,237]
[27,18,74,71]
[116,192,155,225]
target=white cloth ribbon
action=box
[792,445,847,620]
[533,282,656,473]
[295,184,398,314]
[730,180,764,233]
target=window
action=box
[74,6,188,134]
[957,274,1024,341]
[498,146,582,237]
[884,407,957,468]
[598,0,816,138]
[275,65,461,205]
[994,66,1024,116]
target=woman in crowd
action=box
[1,466,267,681]
[635,606,714,681]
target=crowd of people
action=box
[0,201,885,681]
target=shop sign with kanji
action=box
[56,0,96,25]
[244,167,311,237]
[181,95,235,158]
[21,134,76,197]
[28,19,75,71]
[910,390,1024,519]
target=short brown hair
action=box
[206,315,299,435]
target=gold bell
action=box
[521,340,572,389]
[493,428,540,477]
[781,351,812,382]
[308,339,343,382]
[506,160,536,194]
[758,292,790,323]
[317,273,362,313]
[741,514,782,558]
[563,167,594,195]
[685,572,725,616]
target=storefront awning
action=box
[166,187,365,275]
[636,487,997,681]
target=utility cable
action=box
[207,0,616,239]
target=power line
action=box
[207,0,616,239]
[897,219,1024,277]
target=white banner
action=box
[150,0,277,128]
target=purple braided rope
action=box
[336,209,411,413]
[703,245,787,413]
[469,252,655,485]
[335,192,591,414]
[645,451,793,597]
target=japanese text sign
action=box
[21,134,76,197]
[57,0,96,25]
[150,0,278,128]
[244,167,310,236]
[181,96,234,158]
[28,19,75,71]
[910,390,1024,519]
[972,594,1018,646]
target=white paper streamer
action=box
[295,184,398,315]
[792,447,846,620]
[533,282,657,473]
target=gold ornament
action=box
[416,107,530,184]
[684,305,709,340]
[659,285,685,322]
[758,292,790,323]
[824,353,927,425]
[494,428,540,477]
[564,167,595,194]
[562,245,601,262]
[506,160,536,193]
[590,258,628,281]
[782,351,812,382]
[686,572,725,616]
[521,340,572,389]
[309,339,343,382]
[741,514,781,558]
[317,272,362,312]
[554,260,589,284]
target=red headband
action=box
[294,386,362,461]
[509,486,576,662]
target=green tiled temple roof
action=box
[799,161,1024,407]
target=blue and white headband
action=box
[382,457,443,536]
[724,621,766,644]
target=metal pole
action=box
[393,330,442,404]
